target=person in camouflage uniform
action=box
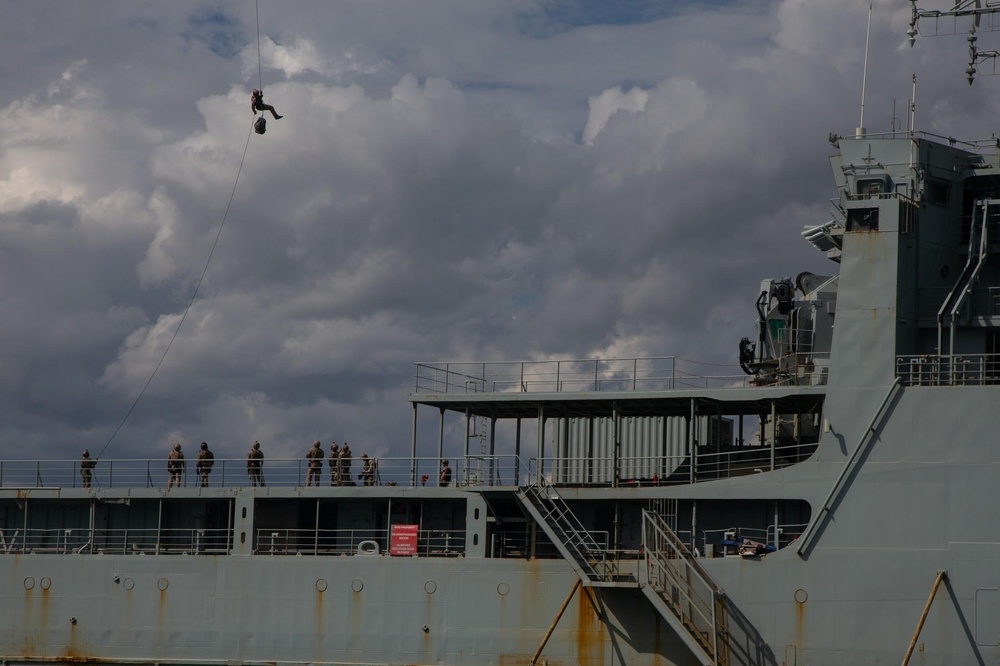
[305,440,324,486]
[196,442,214,488]
[361,453,376,486]
[80,450,96,488]
[167,443,185,489]
[247,441,264,487]
[339,443,353,486]
[329,442,340,486]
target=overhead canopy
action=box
[408,385,826,420]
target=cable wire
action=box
[256,0,263,92]
[96,121,256,461]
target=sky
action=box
[1,0,998,467]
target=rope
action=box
[95,120,256,461]
[256,0,263,92]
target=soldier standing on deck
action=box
[340,443,353,486]
[247,441,264,487]
[306,440,324,486]
[196,442,214,488]
[167,443,185,489]
[329,442,340,486]
[80,450,96,488]
[439,459,452,487]
[361,454,375,486]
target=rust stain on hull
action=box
[575,586,606,666]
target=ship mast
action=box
[909,0,1000,84]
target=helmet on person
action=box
[253,441,260,450]
[313,440,321,447]
[442,460,449,465]
[173,443,181,451]
[200,442,208,450]
[82,449,90,457]
[361,453,368,458]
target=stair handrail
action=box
[937,198,993,356]
[643,509,721,658]
[523,484,618,580]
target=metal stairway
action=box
[516,483,629,585]
[518,485,767,665]
[642,509,727,666]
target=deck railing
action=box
[0,445,817,490]
[0,527,232,555]
[0,455,524,490]
[413,355,828,394]
[254,527,466,557]
[897,354,1000,386]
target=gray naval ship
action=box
[9,10,1000,666]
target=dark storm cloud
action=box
[1,0,999,464]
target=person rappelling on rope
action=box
[251,89,282,119]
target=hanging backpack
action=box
[254,116,267,135]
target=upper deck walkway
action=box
[410,356,826,419]
[0,455,522,492]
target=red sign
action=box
[389,524,419,556]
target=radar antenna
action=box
[909,0,1000,84]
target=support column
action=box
[89,500,96,555]
[464,408,471,459]
[587,416,595,485]
[559,416,569,485]
[438,408,445,486]
[489,416,497,485]
[660,415,668,482]
[612,402,621,488]
[773,500,780,549]
[691,499,698,553]
[515,418,522,486]
[233,491,255,556]
[155,499,163,555]
[688,399,697,484]
[770,399,777,471]
[410,403,418,487]
[536,405,546,483]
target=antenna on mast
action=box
[910,0,1000,83]
[858,3,872,138]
